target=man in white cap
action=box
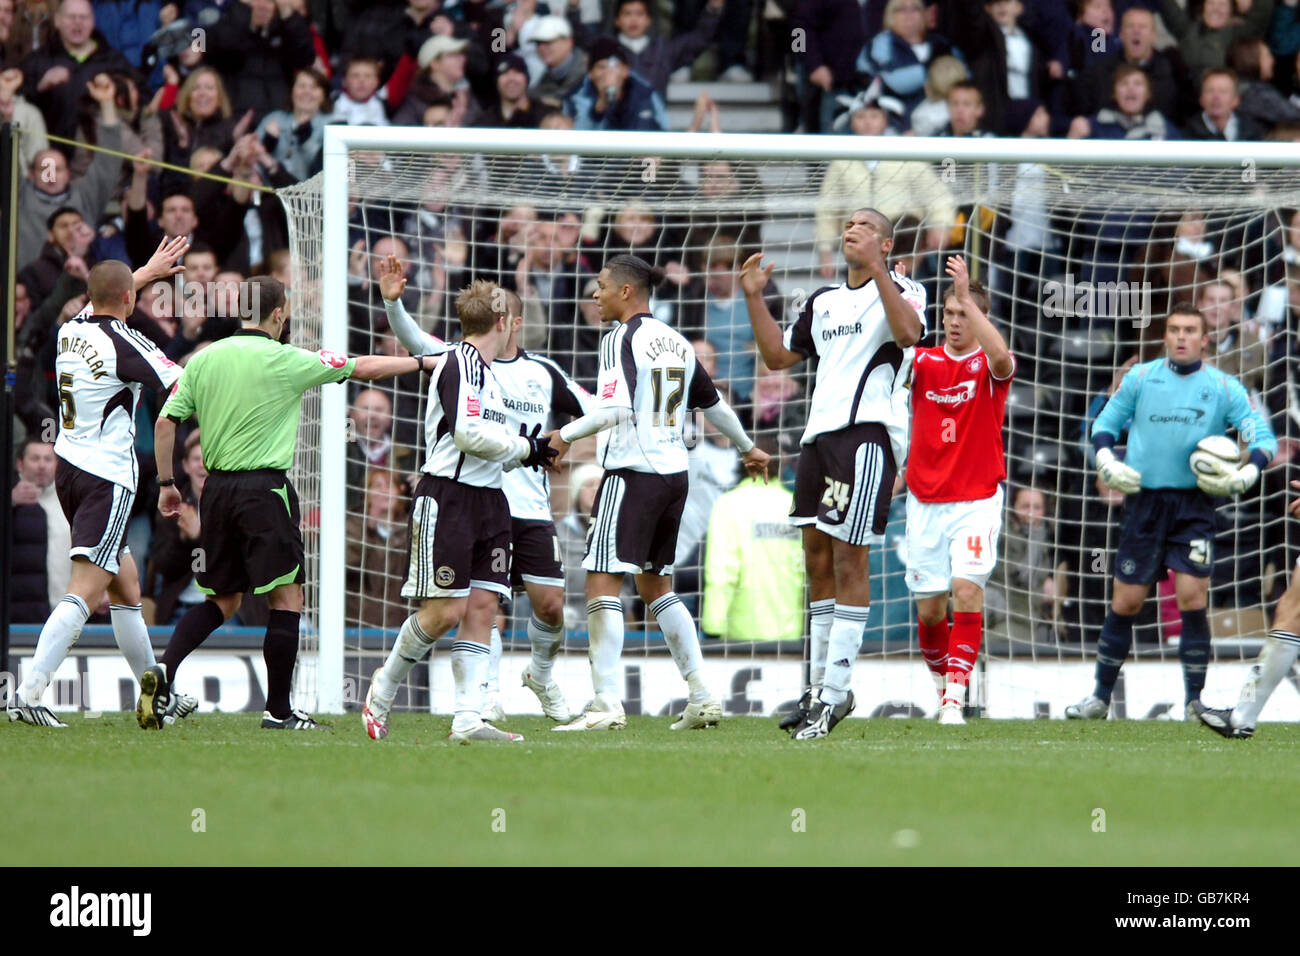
[528,15,588,111]
[394,33,484,126]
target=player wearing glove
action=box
[362,279,553,745]
[1067,305,1276,721]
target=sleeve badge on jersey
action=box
[318,349,349,368]
[466,392,481,416]
[904,293,925,311]
[601,380,618,399]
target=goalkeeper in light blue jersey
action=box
[1066,305,1276,722]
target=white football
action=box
[1189,435,1242,478]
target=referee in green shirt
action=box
[137,276,440,730]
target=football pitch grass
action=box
[5,713,1297,866]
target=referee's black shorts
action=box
[196,469,305,596]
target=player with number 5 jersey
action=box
[905,256,1016,726]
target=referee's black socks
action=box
[264,610,301,719]
[163,600,227,684]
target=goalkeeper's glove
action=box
[519,423,559,472]
[1096,447,1141,495]
[1197,462,1260,497]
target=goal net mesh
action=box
[279,145,1300,720]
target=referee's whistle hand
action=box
[158,485,183,518]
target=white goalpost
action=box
[280,126,1300,719]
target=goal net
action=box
[279,129,1300,720]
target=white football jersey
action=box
[783,274,926,466]
[494,348,594,521]
[422,342,517,488]
[594,313,721,475]
[54,309,182,491]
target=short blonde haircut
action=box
[925,55,968,99]
[456,279,505,336]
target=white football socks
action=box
[586,597,625,709]
[450,640,490,732]
[1234,630,1300,730]
[821,604,869,706]
[22,595,91,705]
[808,598,835,691]
[484,623,503,697]
[110,603,156,679]
[373,614,435,705]
[528,613,563,684]
[649,592,711,704]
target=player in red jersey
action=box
[905,256,1015,725]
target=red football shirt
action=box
[907,346,1015,503]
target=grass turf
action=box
[4,713,1297,865]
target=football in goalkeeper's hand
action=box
[1188,435,1242,479]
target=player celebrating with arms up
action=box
[1067,304,1276,720]
[546,254,768,732]
[906,256,1014,725]
[742,208,925,740]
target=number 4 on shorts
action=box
[967,535,983,558]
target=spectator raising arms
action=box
[1156,0,1276,85]
[16,72,123,271]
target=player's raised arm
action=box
[134,234,190,290]
[377,254,448,356]
[946,255,1013,378]
[865,236,922,348]
[741,253,804,370]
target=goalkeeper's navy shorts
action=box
[197,469,305,596]
[1113,488,1216,584]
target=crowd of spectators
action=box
[7,0,1300,652]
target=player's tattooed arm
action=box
[946,255,1013,378]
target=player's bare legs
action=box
[518,581,571,720]
[636,571,721,729]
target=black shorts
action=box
[55,457,133,575]
[511,518,563,591]
[197,469,305,595]
[583,468,689,576]
[1114,488,1217,584]
[791,423,896,546]
[403,475,511,599]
